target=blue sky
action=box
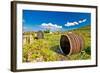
[23,10,91,32]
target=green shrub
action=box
[84,46,91,55]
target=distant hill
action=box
[67,25,91,35]
[78,25,90,30]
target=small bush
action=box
[84,46,91,55]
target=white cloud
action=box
[74,22,79,25]
[65,21,79,27]
[41,23,62,29]
[79,19,87,23]
[23,26,27,30]
[65,19,87,27]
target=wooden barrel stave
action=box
[67,33,76,54]
[72,33,81,53]
[60,32,84,55]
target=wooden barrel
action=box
[37,31,44,39]
[60,32,84,55]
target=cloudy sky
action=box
[23,10,91,32]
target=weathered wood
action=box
[23,34,34,44]
[37,31,44,39]
[60,32,84,55]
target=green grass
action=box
[23,25,91,62]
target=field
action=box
[22,25,91,62]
